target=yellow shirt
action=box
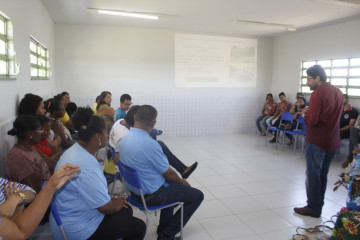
[59,111,70,125]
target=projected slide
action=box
[175,34,257,87]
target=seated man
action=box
[340,94,358,139]
[105,105,197,184]
[114,94,132,122]
[119,105,204,240]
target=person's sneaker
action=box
[157,232,181,240]
[294,206,320,218]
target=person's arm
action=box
[261,103,267,116]
[64,119,73,131]
[340,119,356,131]
[289,103,297,114]
[304,93,322,126]
[48,134,62,150]
[51,119,73,148]
[0,182,36,218]
[97,195,129,215]
[162,167,190,186]
[0,164,79,240]
[103,107,115,119]
[21,174,42,193]
[36,150,57,171]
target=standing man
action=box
[294,65,343,218]
[114,94,132,121]
[119,105,203,240]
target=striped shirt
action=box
[0,178,36,204]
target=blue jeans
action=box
[157,140,187,174]
[255,115,264,132]
[305,142,337,213]
[142,183,204,237]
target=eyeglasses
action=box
[124,103,133,106]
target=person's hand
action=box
[182,179,191,187]
[300,107,308,115]
[112,195,129,210]
[0,182,23,218]
[47,163,80,191]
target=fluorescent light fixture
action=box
[286,27,297,32]
[233,19,296,31]
[98,9,158,20]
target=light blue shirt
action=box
[119,128,169,195]
[51,143,110,240]
[114,108,127,122]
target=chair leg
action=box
[180,203,184,240]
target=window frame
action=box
[30,36,51,80]
[301,57,360,97]
[0,12,17,79]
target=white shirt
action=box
[108,119,129,149]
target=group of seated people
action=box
[256,91,360,168]
[0,91,203,240]
[255,91,307,144]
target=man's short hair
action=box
[306,65,327,82]
[120,94,132,103]
[135,105,157,127]
[279,92,285,97]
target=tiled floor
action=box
[31,133,347,240]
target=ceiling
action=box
[41,0,360,37]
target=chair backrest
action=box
[281,112,294,122]
[117,161,143,192]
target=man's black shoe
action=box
[157,232,181,240]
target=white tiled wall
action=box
[72,95,263,136]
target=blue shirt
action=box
[119,128,169,195]
[114,108,127,122]
[51,143,110,240]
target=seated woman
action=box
[343,116,360,168]
[45,99,74,149]
[255,93,277,135]
[0,178,36,219]
[51,107,145,240]
[6,115,51,193]
[95,91,115,133]
[0,164,79,240]
[18,93,61,149]
[286,96,307,145]
[33,115,64,173]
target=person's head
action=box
[120,94,132,111]
[279,92,286,102]
[18,93,45,116]
[297,96,306,108]
[72,107,107,148]
[7,115,41,144]
[66,102,78,117]
[296,92,304,100]
[124,105,140,127]
[343,94,349,106]
[61,91,71,104]
[97,91,112,110]
[306,65,327,90]
[44,99,65,119]
[134,105,157,128]
[36,115,51,141]
[266,93,273,102]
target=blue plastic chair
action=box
[42,181,67,240]
[108,145,124,195]
[266,112,294,149]
[283,115,306,156]
[118,161,184,240]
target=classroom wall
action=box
[55,24,274,135]
[0,0,56,177]
[272,18,360,106]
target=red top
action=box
[33,140,52,157]
[305,82,343,151]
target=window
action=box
[0,11,18,77]
[30,36,51,79]
[301,58,360,96]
